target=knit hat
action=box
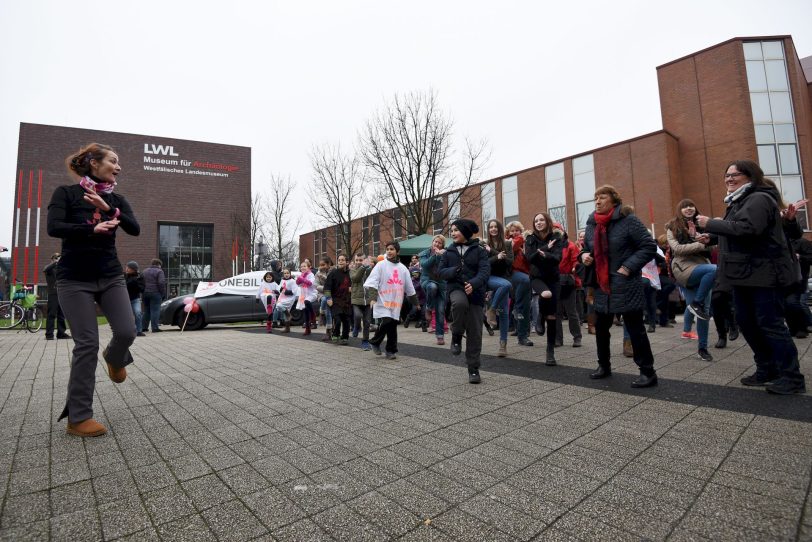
[451,218,479,240]
[126,261,139,271]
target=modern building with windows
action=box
[10,123,251,297]
[300,35,812,261]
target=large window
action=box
[158,223,213,298]
[371,214,380,256]
[481,181,496,226]
[573,154,595,231]
[432,198,444,235]
[745,40,807,228]
[393,208,403,240]
[362,216,370,255]
[545,162,567,227]
[502,176,519,225]
[448,193,461,225]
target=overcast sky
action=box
[2,0,812,251]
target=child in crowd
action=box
[324,254,353,345]
[351,254,374,350]
[364,241,419,360]
[256,271,279,333]
[275,268,298,332]
[296,262,318,335]
[439,219,490,383]
[316,258,332,339]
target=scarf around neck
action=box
[723,182,752,205]
[593,207,614,294]
[79,175,116,195]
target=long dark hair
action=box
[532,212,554,239]
[667,199,700,243]
[487,219,506,252]
[66,143,115,177]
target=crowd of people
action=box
[46,143,808,438]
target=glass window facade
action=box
[545,162,567,227]
[572,154,595,231]
[481,182,496,225]
[744,40,807,229]
[448,193,461,225]
[501,176,518,224]
[158,223,213,298]
[432,198,444,235]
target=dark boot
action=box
[322,329,332,342]
[545,320,557,366]
[631,372,658,388]
[728,323,739,341]
[589,365,611,379]
[451,334,463,356]
[714,335,727,349]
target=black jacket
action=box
[438,238,490,306]
[525,231,563,285]
[43,261,59,295]
[47,184,140,281]
[125,272,146,301]
[485,239,514,279]
[704,184,796,288]
[581,205,657,314]
[323,266,352,314]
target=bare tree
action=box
[308,143,366,257]
[264,174,301,268]
[359,89,488,237]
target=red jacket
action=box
[559,240,582,287]
[509,234,530,274]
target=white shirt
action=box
[256,280,280,311]
[276,278,298,310]
[363,259,416,320]
[296,270,319,309]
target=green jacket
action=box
[350,264,372,305]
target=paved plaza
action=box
[0,318,810,541]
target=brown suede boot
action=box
[283,320,290,333]
[623,338,634,358]
[67,418,107,437]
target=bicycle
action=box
[0,284,43,332]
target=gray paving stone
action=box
[201,498,268,541]
[98,495,152,540]
[167,451,213,481]
[312,503,390,542]
[279,476,344,515]
[50,479,96,516]
[271,517,333,542]
[143,484,197,525]
[377,479,452,519]
[8,465,49,495]
[132,461,177,493]
[156,514,217,542]
[49,508,102,541]
[93,470,139,502]
[199,445,246,471]
[218,462,271,496]
[1,490,49,528]
[181,473,236,511]
[0,519,49,541]
[242,487,307,530]
[430,508,517,542]
[459,493,546,540]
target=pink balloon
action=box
[191,302,200,313]
[183,296,194,305]
[183,304,193,313]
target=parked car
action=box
[159,271,304,330]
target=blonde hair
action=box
[505,221,525,234]
[432,234,446,246]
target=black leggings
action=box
[303,300,314,328]
[531,278,559,320]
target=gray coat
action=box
[582,205,657,314]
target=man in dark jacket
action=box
[324,254,353,345]
[124,261,146,337]
[142,258,167,333]
[439,219,490,383]
[43,253,70,340]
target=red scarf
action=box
[593,208,614,293]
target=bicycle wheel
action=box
[0,303,24,329]
[26,306,44,333]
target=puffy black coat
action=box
[525,231,563,285]
[438,238,490,306]
[704,184,796,288]
[581,205,657,314]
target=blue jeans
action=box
[686,264,717,307]
[320,297,333,327]
[734,285,804,385]
[422,280,446,337]
[142,292,162,331]
[130,298,142,335]
[511,271,531,340]
[681,287,711,349]
[488,276,511,341]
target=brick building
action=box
[10,123,251,297]
[300,35,812,262]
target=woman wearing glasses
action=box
[696,160,806,395]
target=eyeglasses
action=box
[724,172,744,179]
